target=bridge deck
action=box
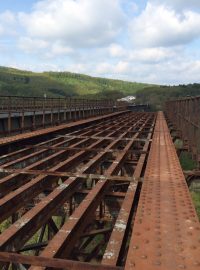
[0,111,154,270]
[0,111,127,148]
[0,111,199,270]
[125,112,200,270]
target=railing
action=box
[0,96,128,136]
[165,96,200,166]
[0,96,124,112]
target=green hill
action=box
[0,66,155,99]
[1,66,199,108]
[135,84,200,110]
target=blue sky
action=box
[0,0,200,85]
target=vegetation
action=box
[0,66,154,99]
[0,218,11,233]
[1,66,200,109]
[174,148,200,220]
[180,152,200,220]
[179,152,197,171]
[191,191,200,219]
[135,84,200,110]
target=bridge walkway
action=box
[125,112,200,270]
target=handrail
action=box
[0,96,126,112]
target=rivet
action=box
[141,255,147,259]
[178,265,186,269]
[156,238,161,242]
[156,252,162,257]
[193,261,200,267]
[154,261,161,266]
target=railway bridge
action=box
[0,96,199,270]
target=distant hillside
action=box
[135,84,200,110]
[0,66,155,99]
[1,66,199,108]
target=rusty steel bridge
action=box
[0,96,199,270]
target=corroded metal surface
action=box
[0,111,155,269]
[0,111,199,270]
[0,110,127,148]
[0,96,121,112]
[0,252,123,270]
[125,112,200,270]
[0,96,127,136]
[165,96,200,167]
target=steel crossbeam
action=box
[0,110,197,270]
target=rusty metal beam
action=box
[0,116,132,196]
[102,117,155,266]
[75,190,126,199]
[0,111,157,270]
[24,145,147,155]
[0,117,140,252]
[28,117,152,270]
[0,137,90,197]
[0,252,123,270]
[165,97,200,167]
[0,111,128,147]
[57,135,151,142]
[125,112,200,270]
[0,169,137,182]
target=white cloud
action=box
[18,37,74,59]
[0,25,3,35]
[94,57,200,85]
[109,44,126,57]
[51,42,73,56]
[153,0,200,11]
[0,10,16,36]
[115,61,130,73]
[129,47,176,63]
[129,2,200,48]
[1,0,200,86]
[0,10,16,25]
[96,62,113,75]
[18,37,49,53]
[19,0,125,48]
[95,60,129,75]
[9,62,60,72]
[146,59,200,84]
[108,43,178,64]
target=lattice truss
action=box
[0,111,155,270]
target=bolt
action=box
[178,265,186,269]
[154,261,161,266]
[141,255,147,259]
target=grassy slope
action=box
[191,192,200,218]
[0,66,155,98]
[46,71,150,96]
[1,66,200,108]
[135,84,200,110]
